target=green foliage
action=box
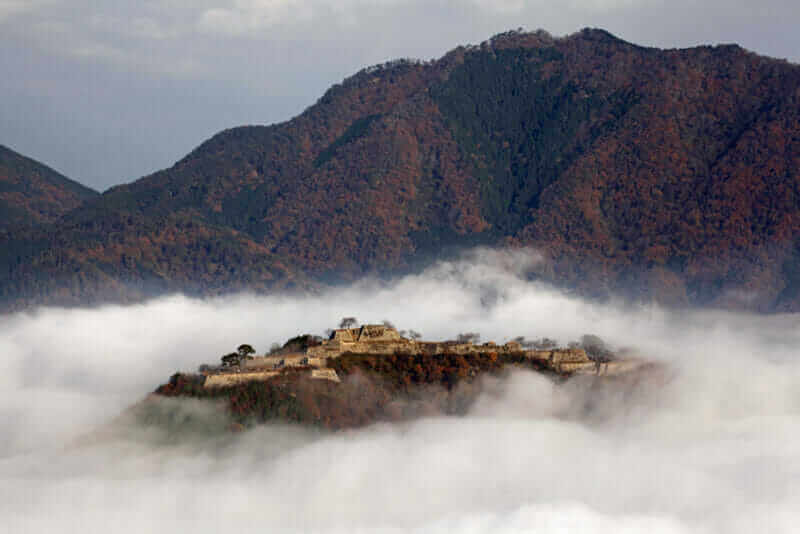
[314,114,380,168]
[431,47,639,234]
[280,334,323,353]
[237,344,256,358]
[221,352,240,367]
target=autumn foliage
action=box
[154,351,554,430]
[3,28,800,311]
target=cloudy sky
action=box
[1,0,799,191]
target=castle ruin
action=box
[201,324,642,388]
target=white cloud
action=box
[565,0,655,11]
[198,0,306,35]
[2,0,800,204]
[0,0,49,21]
[2,0,798,81]
[0,248,798,532]
[196,0,412,35]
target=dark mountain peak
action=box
[469,27,632,53]
[0,144,98,231]
[573,27,626,44]
[482,28,556,49]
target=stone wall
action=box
[311,369,341,382]
[204,344,640,388]
[307,340,418,358]
[243,354,308,369]
[357,324,402,342]
[524,348,591,372]
[205,370,279,388]
[526,348,590,363]
[330,324,402,344]
[307,337,587,363]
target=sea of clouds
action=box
[0,248,798,533]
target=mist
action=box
[1,248,798,532]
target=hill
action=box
[0,145,98,231]
[141,326,658,433]
[2,28,800,311]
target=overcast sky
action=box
[1,0,799,191]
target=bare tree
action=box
[457,332,481,344]
[580,334,613,362]
[532,337,558,350]
[339,317,358,329]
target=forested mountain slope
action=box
[0,145,97,231]
[2,29,799,311]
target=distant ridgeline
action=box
[4,28,800,311]
[0,144,97,232]
[146,324,656,432]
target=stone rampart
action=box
[205,370,279,388]
[330,325,402,344]
[572,358,647,376]
[307,337,592,364]
[307,340,419,358]
[203,341,640,388]
[525,348,588,362]
[243,354,308,369]
[311,369,341,382]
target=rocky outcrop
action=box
[311,369,341,382]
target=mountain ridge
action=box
[0,144,98,232]
[2,28,800,311]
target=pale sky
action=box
[1,0,798,191]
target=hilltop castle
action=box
[200,324,642,388]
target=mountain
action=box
[0,145,98,231]
[2,28,800,311]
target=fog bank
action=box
[0,249,798,532]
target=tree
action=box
[339,317,358,329]
[408,330,422,340]
[382,319,396,329]
[456,332,481,344]
[269,342,282,354]
[221,352,240,367]
[580,334,613,362]
[531,337,557,350]
[237,344,256,359]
